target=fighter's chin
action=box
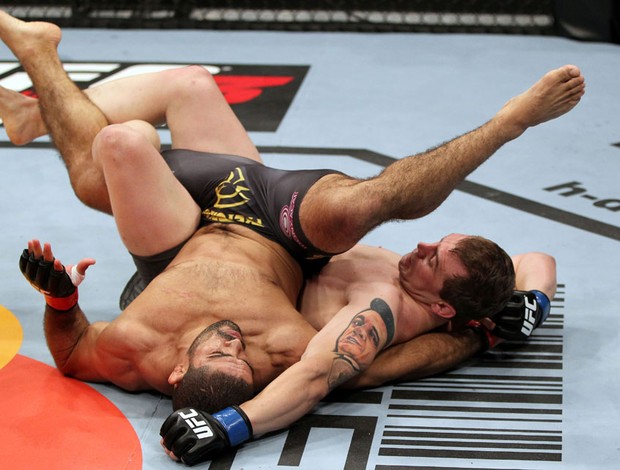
[337,341,362,357]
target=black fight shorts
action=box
[131,149,344,283]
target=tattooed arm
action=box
[240,298,395,436]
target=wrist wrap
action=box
[530,290,551,324]
[213,406,253,446]
[45,290,78,311]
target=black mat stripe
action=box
[378,295,565,465]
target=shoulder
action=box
[340,244,399,259]
[326,245,401,279]
[97,311,158,359]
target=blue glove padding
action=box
[492,290,550,341]
[160,406,252,466]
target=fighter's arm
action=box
[346,252,557,389]
[511,252,557,297]
[43,302,109,379]
[44,304,148,390]
[21,239,141,388]
[160,297,396,465]
[345,328,482,388]
[242,298,393,435]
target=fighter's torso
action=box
[300,245,449,346]
[105,224,316,394]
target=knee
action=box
[122,120,161,151]
[92,124,146,168]
[301,177,380,253]
[173,65,218,97]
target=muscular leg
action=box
[0,65,261,161]
[0,12,201,255]
[92,124,201,256]
[0,11,110,211]
[300,65,586,253]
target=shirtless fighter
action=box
[0,10,579,466]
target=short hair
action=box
[171,319,253,412]
[172,365,253,412]
[440,235,515,321]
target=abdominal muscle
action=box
[122,223,312,390]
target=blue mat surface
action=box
[0,27,618,469]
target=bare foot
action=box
[0,10,61,59]
[0,86,47,145]
[497,65,586,139]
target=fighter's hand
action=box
[491,290,551,341]
[160,407,252,466]
[19,239,95,311]
[466,317,503,351]
[467,290,551,351]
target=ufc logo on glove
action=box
[179,409,215,439]
[521,297,537,336]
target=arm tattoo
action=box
[327,298,395,389]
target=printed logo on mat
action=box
[545,181,620,214]
[0,61,309,132]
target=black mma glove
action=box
[19,248,84,311]
[467,290,551,351]
[492,290,551,341]
[160,406,253,466]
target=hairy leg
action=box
[0,12,200,253]
[300,65,586,253]
[0,11,110,211]
[0,65,261,161]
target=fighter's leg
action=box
[0,76,166,147]
[299,65,586,253]
[92,123,200,256]
[89,65,262,162]
[0,86,45,145]
[0,11,110,212]
[0,11,199,255]
[0,64,261,162]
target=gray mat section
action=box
[0,29,618,469]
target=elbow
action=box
[295,357,333,409]
[55,361,77,378]
[532,252,557,298]
[534,252,556,271]
[306,362,332,403]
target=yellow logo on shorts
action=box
[214,167,251,208]
[202,167,264,227]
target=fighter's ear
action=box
[431,301,457,319]
[168,364,186,386]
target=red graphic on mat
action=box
[1,61,309,132]
[214,75,294,104]
[0,355,142,469]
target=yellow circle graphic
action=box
[0,305,23,369]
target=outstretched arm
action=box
[160,297,397,465]
[242,297,394,435]
[347,252,557,388]
[20,239,118,383]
